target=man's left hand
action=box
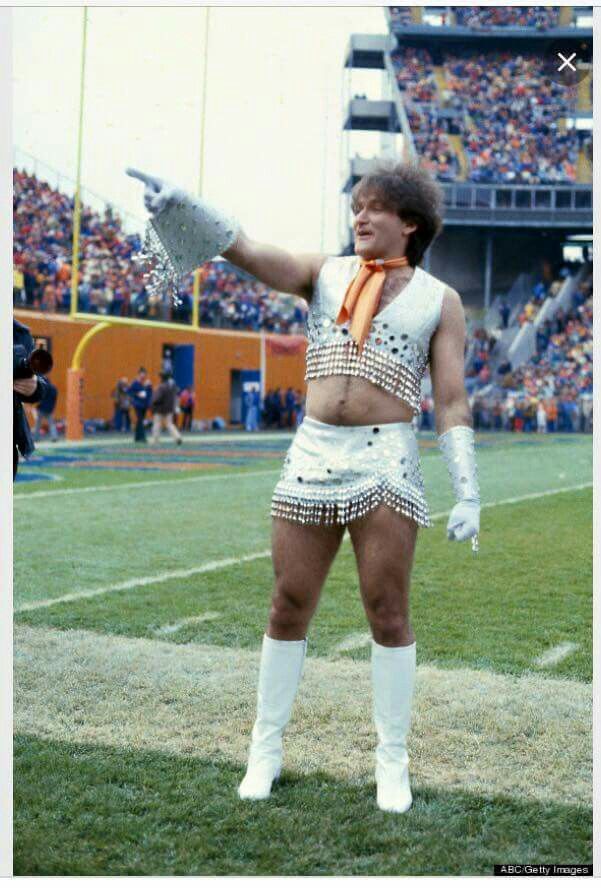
[14,376,38,398]
[447,499,480,542]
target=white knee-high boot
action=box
[371,638,416,813]
[238,633,307,800]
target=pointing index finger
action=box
[126,167,161,191]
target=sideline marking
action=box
[15,552,270,613]
[533,642,579,668]
[14,623,592,806]
[14,468,280,500]
[334,632,372,653]
[14,483,592,614]
[154,612,222,636]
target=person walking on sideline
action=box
[151,372,183,445]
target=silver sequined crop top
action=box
[305,255,446,415]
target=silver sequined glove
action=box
[126,167,240,279]
[437,425,480,551]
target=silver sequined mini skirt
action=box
[271,416,433,528]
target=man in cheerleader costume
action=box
[128,160,480,814]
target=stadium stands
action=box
[390,46,580,184]
[462,266,593,432]
[453,6,561,30]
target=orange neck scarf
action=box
[335,256,410,354]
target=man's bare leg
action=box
[348,505,418,813]
[268,517,346,639]
[348,505,417,646]
[239,517,344,800]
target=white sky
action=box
[12,5,393,254]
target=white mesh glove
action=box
[437,425,481,552]
[126,168,180,215]
[447,498,480,543]
[126,167,240,276]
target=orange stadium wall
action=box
[14,310,306,424]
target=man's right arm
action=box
[222,229,327,302]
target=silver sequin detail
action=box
[305,257,445,413]
[305,339,427,416]
[271,418,432,528]
[437,425,480,503]
[133,189,240,307]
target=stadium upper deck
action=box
[342,6,592,233]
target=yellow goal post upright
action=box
[65,314,206,441]
[66,7,213,440]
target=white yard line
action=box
[14,468,280,500]
[15,483,592,614]
[15,551,270,613]
[533,642,580,668]
[34,432,293,450]
[154,612,222,636]
[334,632,372,653]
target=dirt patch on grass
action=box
[14,624,591,805]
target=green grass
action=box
[14,736,592,876]
[13,431,593,875]
[17,489,592,681]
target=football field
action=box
[13,430,593,875]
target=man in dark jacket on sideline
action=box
[151,372,182,445]
[13,318,51,478]
[128,367,153,443]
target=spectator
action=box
[420,394,433,429]
[111,376,131,433]
[284,387,296,428]
[536,399,547,434]
[294,389,305,427]
[244,386,260,432]
[499,300,511,329]
[33,380,59,442]
[128,367,152,443]
[179,386,195,431]
[151,371,183,446]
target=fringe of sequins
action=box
[305,341,423,415]
[133,221,182,307]
[271,478,433,528]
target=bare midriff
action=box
[305,375,415,426]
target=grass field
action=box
[13,429,593,875]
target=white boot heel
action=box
[371,639,416,814]
[238,635,306,801]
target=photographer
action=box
[13,318,51,479]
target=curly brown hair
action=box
[350,159,444,266]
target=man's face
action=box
[352,190,417,261]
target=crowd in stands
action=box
[390,44,581,184]
[391,47,459,182]
[406,107,459,181]
[445,50,579,183]
[461,267,593,433]
[13,169,307,334]
[454,6,560,30]
[388,6,561,30]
